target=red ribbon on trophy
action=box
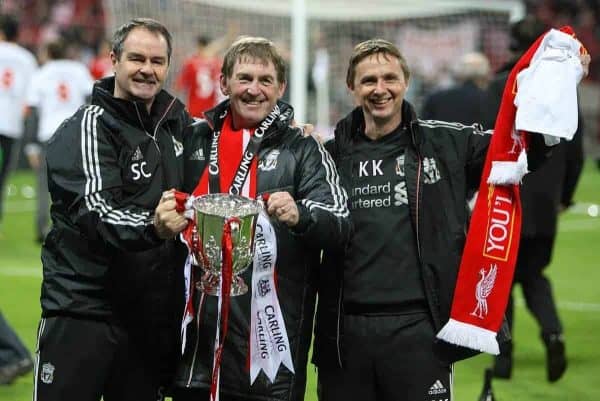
[209,217,239,401]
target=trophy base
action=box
[198,272,248,296]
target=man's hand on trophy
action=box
[153,189,188,239]
[266,191,299,227]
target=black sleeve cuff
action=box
[290,203,312,235]
[146,221,164,245]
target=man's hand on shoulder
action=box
[153,189,188,239]
[292,119,326,144]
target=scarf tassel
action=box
[488,149,528,185]
[436,319,500,355]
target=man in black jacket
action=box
[422,52,493,129]
[159,36,350,401]
[35,18,190,401]
[313,38,589,401]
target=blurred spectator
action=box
[176,28,236,118]
[23,39,93,242]
[0,0,105,64]
[487,16,584,383]
[421,52,492,129]
[0,14,37,234]
[176,35,222,118]
[88,38,112,79]
[576,0,600,169]
[534,0,579,29]
[0,311,33,385]
[577,0,600,82]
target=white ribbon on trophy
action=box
[179,194,198,354]
[249,211,295,383]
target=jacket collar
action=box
[202,99,294,141]
[92,76,185,131]
[335,100,419,147]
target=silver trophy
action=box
[191,193,263,296]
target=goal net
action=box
[104,0,522,134]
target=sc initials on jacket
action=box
[124,144,157,184]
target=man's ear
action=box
[110,51,118,69]
[277,80,287,99]
[219,74,229,96]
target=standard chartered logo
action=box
[350,180,408,209]
[351,182,391,209]
[351,156,409,210]
[394,154,408,206]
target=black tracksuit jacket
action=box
[40,76,191,377]
[313,101,549,368]
[174,100,351,401]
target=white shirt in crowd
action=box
[26,59,94,142]
[0,42,37,138]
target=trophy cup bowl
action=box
[192,193,263,296]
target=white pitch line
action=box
[567,202,600,216]
[558,218,600,232]
[0,267,42,277]
[558,301,600,312]
[3,200,36,213]
[514,298,600,312]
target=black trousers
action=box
[0,311,31,366]
[172,387,249,401]
[173,386,280,401]
[506,237,563,337]
[0,134,16,224]
[33,316,164,401]
[317,312,453,401]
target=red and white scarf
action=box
[436,26,585,354]
[177,110,293,400]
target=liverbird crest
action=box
[470,264,498,319]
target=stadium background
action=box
[1,0,599,400]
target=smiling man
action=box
[35,18,192,401]
[312,38,589,401]
[313,40,467,401]
[163,36,350,401]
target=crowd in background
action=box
[1,0,599,153]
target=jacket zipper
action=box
[152,97,177,145]
[411,126,423,259]
[133,98,176,154]
[415,157,423,258]
[336,286,343,367]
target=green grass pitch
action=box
[1,162,599,401]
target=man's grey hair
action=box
[111,18,172,63]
